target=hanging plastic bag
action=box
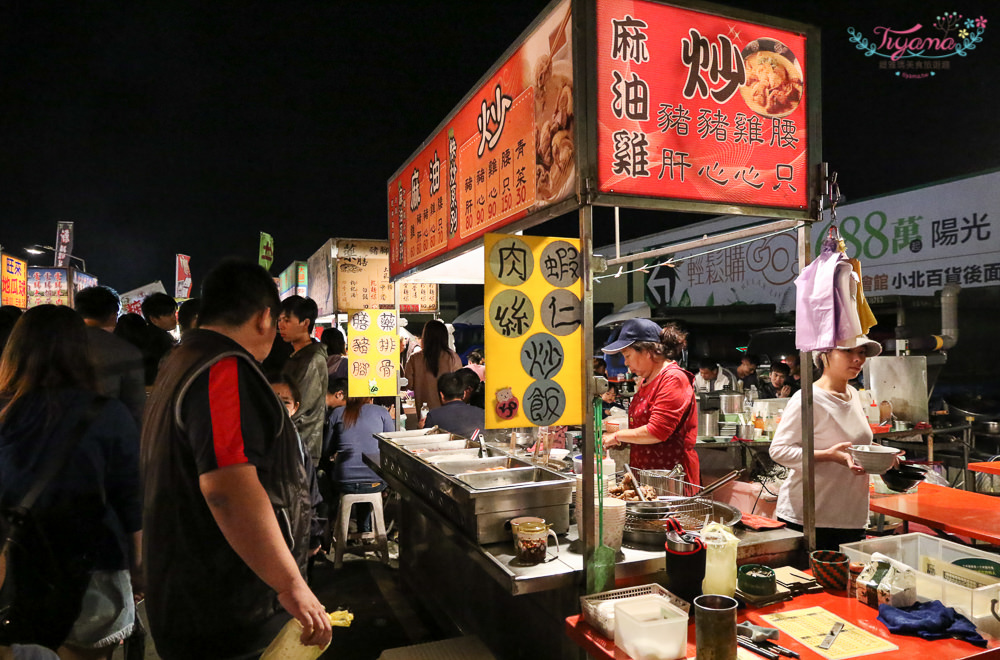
[701,522,739,597]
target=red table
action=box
[869,482,1000,545]
[566,586,1000,659]
[969,462,1000,476]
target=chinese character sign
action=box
[259,232,274,270]
[26,268,70,308]
[632,171,1000,311]
[54,221,74,268]
[388,0,572,278]
[1,255,27,308]
[347,309,399,397]
[596,0,809,210]
[484,233,582,429]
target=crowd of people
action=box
[0,259,498,659]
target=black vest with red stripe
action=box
[139,328,312,654]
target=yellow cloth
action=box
[849,258,877,335]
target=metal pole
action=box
[580,203,597,591]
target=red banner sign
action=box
[596,0,809,210]
[388,0,573,277]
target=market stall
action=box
[380,0,835,657]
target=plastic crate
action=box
[579,583,689,640]
[841,533,1000,636]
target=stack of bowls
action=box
[578,497,627,550]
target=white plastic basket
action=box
[580,583,689,639]
[841,533,1000,637]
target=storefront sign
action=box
[388,0,573,277]
[72,271,98,294]
[617,171,1000,312]
[484,232,582,428]
[308,240,335,317]
[1,255,27,308]
[26,267,70,308]
[331,239,439,312]
[596,0,809,211]
[278,261,307,300]
[347,309,398,397]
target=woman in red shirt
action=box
[601,319,699,485]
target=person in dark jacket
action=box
[140,260,330,659]
[0,305,141,656]
[75,285,146,426]
[425,372,484,439]
[140,292,178,386]
[279,296,328,465]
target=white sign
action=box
[605,171,1000,312]
[121,281,168,315]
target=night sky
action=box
[0,0,994,293]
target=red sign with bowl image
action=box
[596,0,809,211]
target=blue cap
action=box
[602,318,662,354]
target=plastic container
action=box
[580,583,689,640]
[840,533,1000,636]
[614,594,688,660]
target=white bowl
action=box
[548,448,570,461]
[849,444,900,474]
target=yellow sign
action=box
[1,254,27,308]
[346,309,399,397]
[484,233,582,428]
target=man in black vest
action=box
[140,260,331,659]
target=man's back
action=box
[141,329,311,658]
[424,399,485,439]
[85,325,145,425]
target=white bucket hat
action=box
[813,335,882,366]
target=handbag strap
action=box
[11,395,108,516]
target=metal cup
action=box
[694,594,738,660]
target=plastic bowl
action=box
[848,444,900,474]
[881,466,926,492]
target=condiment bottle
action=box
[419,402,429,421]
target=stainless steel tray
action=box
[435,456,531,475]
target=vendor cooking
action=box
[769,335,901,551]
[600,319,699,485]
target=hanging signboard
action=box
[346,309,399,397]
[484,232,583,428]
[596,0,809,211]
[1,255,27,308]
[72,270,98,295]
[604,171,1000,313]
[26,267,70,308]
[120,281,169,315]
[331,239,439,312]
[388,0,573,277]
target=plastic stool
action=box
[333,492,389,568]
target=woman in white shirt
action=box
[769,335,895,550]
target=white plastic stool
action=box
[333,492,389,568]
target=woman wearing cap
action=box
[769,335,897,550]
[601,319,700,486]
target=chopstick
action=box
[737,636,779,659]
